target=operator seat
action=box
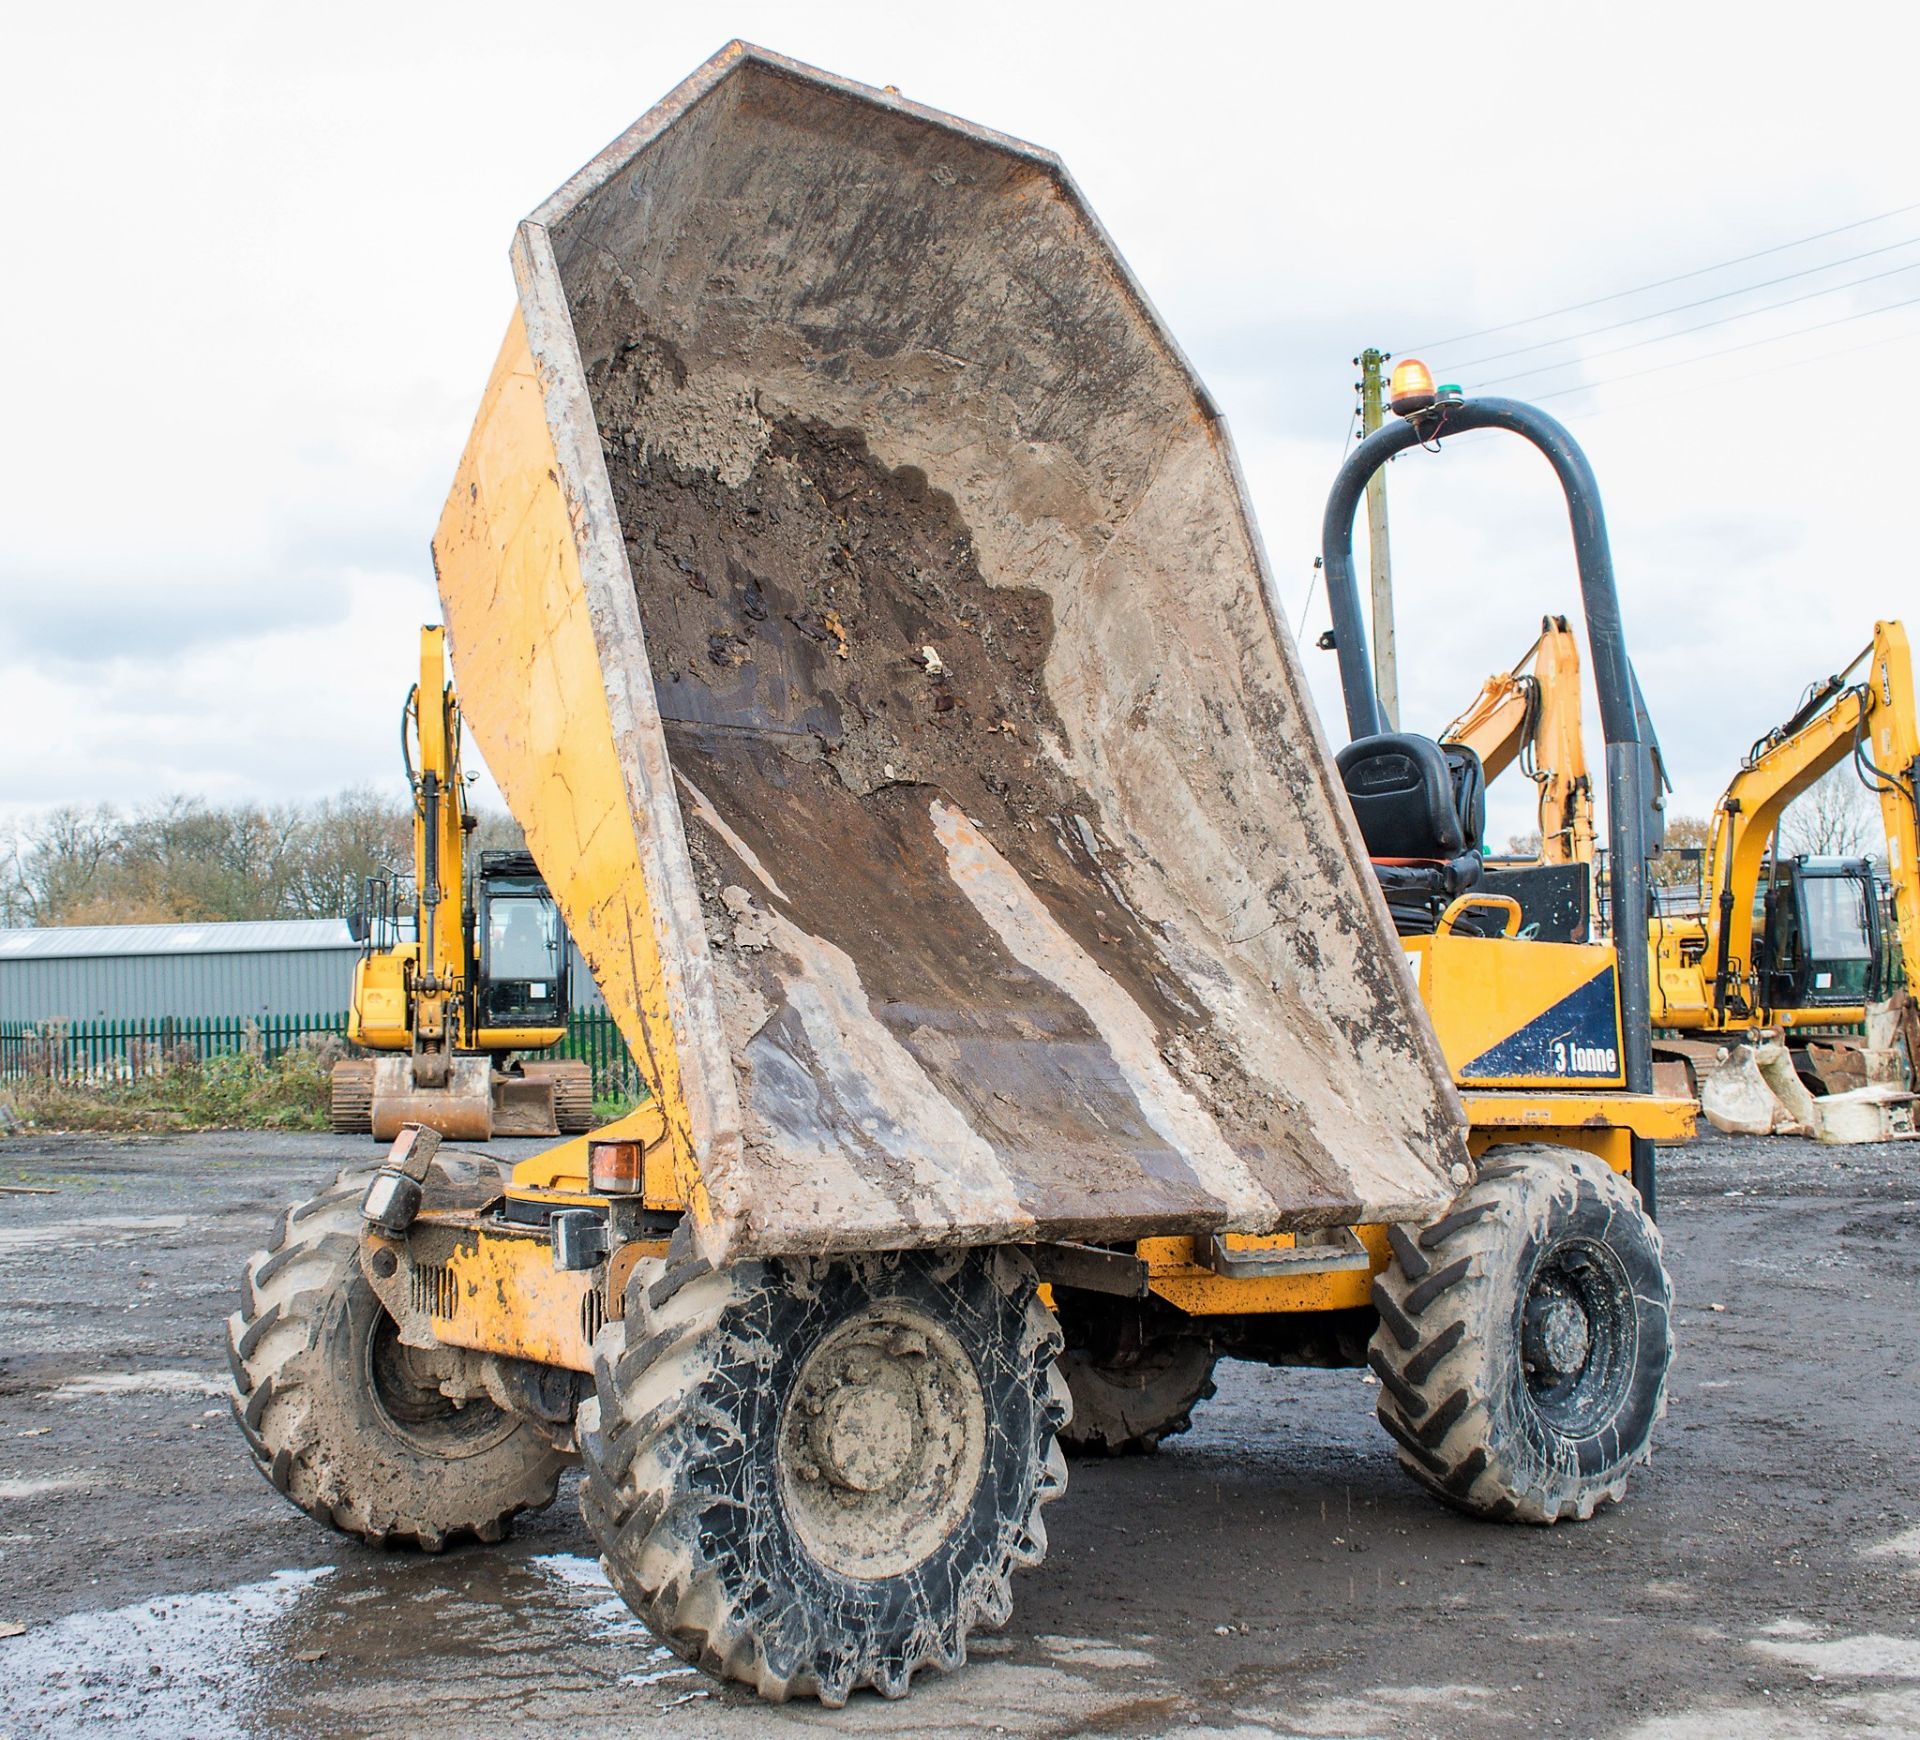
[1335,733,1487,936]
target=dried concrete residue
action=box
[584,304,774,490]
[0,1216,188,1254]
[1612,1614,1920,1740]
[931,799,1271,1228]
[593,397,1392,1236]
[730,901,1034,1246]
[1753,1625,1920,1678]
[1865,1524,1920,1565]
[1035,1633,1159,1671]
[0,1474,98,1501]
[719,885,773,951]
[52,1370,226,1400]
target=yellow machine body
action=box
[345,946,415,1052]
[1453,617,1917,1044]
[363,42,1690,1376]
[1651,620,1918,1036]
[1442,614,1596,867]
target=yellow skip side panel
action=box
[432,314,703,1224]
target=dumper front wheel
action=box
[228,1172,567,1549]
[581,1247,1069,1705]
[1369,1145,1670,1524]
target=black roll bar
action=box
[1318,396,1657,1206]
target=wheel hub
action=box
[366,1314,515,1457]
[1524,1285,1591,1381]
[1520,1238,1636,1435]
[811,1378,917,1493]
[779,1307,986,1580]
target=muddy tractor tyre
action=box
[227,1170,567,1550]
[1369,1144,1671,1524]
[1055,1302,1215,1457]
[329,1059,374,1135]
[580,1246,1070,1705]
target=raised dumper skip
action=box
[230,43,1688,1705]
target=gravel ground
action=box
[2,1127,1919,1738]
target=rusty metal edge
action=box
[507,218,749,1265]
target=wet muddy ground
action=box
[3,1127,1920,1738]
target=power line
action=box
[1532,291,1920,402]
[1297,405,1360,637]
[1483,257,1920,389]
[1451,233,1920,373]
[1410,198,1920,352]
[1563,320,1920,422]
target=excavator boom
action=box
[1441,616,1594,867]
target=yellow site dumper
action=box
[231,44,1684,1705]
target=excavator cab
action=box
[1760,854,1884,1011]
[472,851,571,1038]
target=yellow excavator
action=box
[329,626,595,1140]
[1441,614,1597,869]
[1650,620,1918,1066]
[1451,617,1918,1078]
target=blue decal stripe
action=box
[1461,965,1620,1080]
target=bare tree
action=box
[1780,767,1878,858]
[1652,813,1711,890]
[0,791,519,929]
[0,805,121,925]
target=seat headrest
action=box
[1336,733,1485,863]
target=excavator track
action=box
[520,1060,595,1134]
[328,1059,375,1135]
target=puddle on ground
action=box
[0,1568,330,1737]
[0,1545,1182,1737]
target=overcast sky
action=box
[3,1,1915,851]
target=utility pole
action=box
[1356,348,1399,728]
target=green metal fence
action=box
[529,1010,645,1101]
[0,1009,641,1099]
[0,1013,349,1082]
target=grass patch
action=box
[0,1049,331,1135]
[591,1092,641,1125]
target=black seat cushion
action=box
[1336,733,1487,914]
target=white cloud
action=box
[1,0,1913,845]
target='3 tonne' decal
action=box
[1459,965,1621,1081]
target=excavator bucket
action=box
[433,43,1467,1264]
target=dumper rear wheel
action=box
[581,1246,1069,1705]
[1369,1145,1670,1523]
[228,1171,566,1549]
[1055,1297,1215,1457]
